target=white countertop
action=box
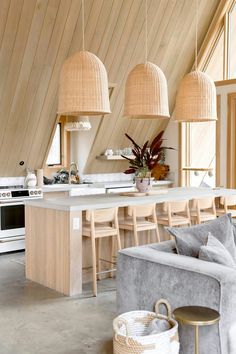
[42,180,172,192]
[25,187,236,212]
[101,180,172,189]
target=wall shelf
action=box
[96,155,135,161]
[182,167,213,171]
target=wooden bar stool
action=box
[119,203,160,246]
[156,200,191,229]
[191,197,216,224]
[82,207,121,297]
[216,195,236,218]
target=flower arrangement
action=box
[121,130,173,179]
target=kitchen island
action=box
[25,187,236,296]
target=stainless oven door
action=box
[0,202,25,238]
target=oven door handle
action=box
[0,236,25,243]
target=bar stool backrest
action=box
[162,200,189,213]
[192,197,215,210]
[86,207,118,223]
[127,203,155,218]
[220,195,236,207]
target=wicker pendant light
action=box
[124,62,169,118]
[174,71,217,122]
[58,0,110,116]
[123,0,169,119]
[174,0,217,122]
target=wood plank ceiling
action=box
[0,0,219,176]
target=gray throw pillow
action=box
[166,214,236,261]
[199,233,236,268]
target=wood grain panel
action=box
[25,205,82,296]
[216,94,221,186]
[227,92,236,188]
[0,0,220,176]
[0,0,11,46]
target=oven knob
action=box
[38,190,42,194]
[2,193,6,197]
[7,192,10,197]
[30,191,34,195]
[34,191,37,195]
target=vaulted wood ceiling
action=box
[0,0,219,176]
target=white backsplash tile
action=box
[0,177,25,187]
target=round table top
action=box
[173,306,220,326]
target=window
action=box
[205,29,224,81]
[46,123,61,165]
[182,122,216,188]
[229,3,236,78]
[200,0,236,81]
[44,117,70,177]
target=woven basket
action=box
[113,299,179,354]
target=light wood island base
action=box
[25,206,82,296]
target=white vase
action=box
[135,177,152,193]
[25,172,37,187]
[36,169,44,187]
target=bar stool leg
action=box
[110,236,114,278]
[97,238,102,281]
[117,230,121,250]
[194,325,199,354]
[91,234,97,297]
[155,225,160,243]
[133,227,139,246]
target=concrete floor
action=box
[0,252,116,354]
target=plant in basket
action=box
[122,130,173,192]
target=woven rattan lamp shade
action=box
[58,51,111,116]
[174,71,217,122]
[123,62,170,119]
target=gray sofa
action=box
[116,241,236,354]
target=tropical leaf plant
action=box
[122,131,174,178]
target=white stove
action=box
[0,186,42,202]
[0,186,43,253]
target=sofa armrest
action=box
[119,245,236,284]
[117,246,236,354]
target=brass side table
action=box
[173,306,220,354]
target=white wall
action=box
[70,117,179,182]
[70,118,101,175]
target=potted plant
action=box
[122,130,173,192]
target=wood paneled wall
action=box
[0,0,219,176]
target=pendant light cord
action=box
[195,0,198,71]
[82,0,85,51]
[145,0,148,63]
